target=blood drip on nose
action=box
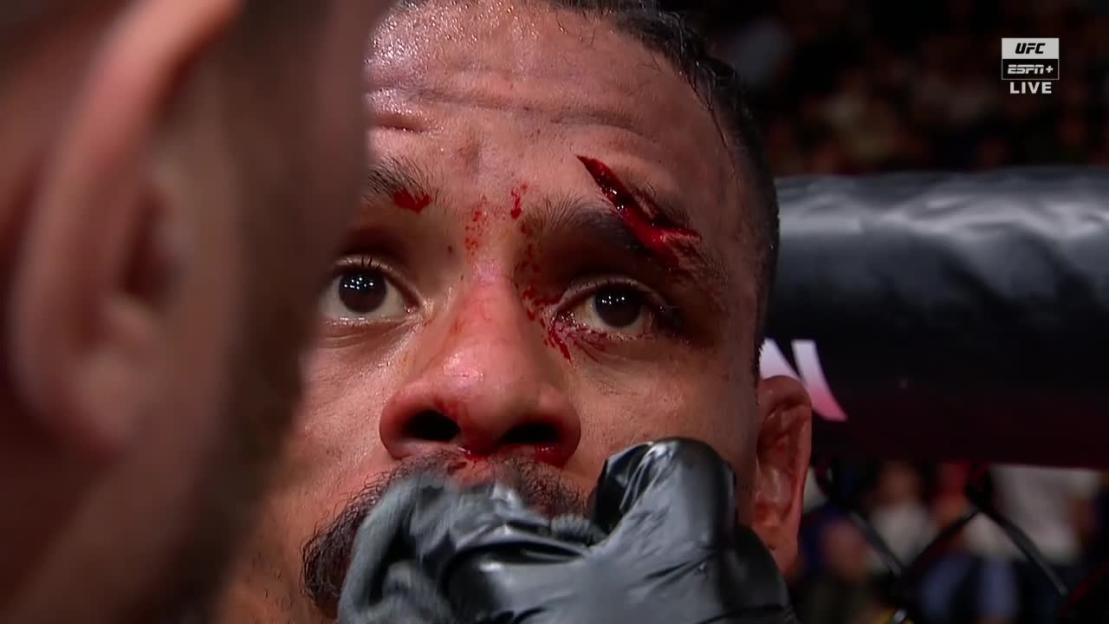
[510,184,528,220]
[576,156,700,266]
[513,190,581,364]
[393,189,432,213]
[464,200,489,255]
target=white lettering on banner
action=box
[1009,81,1053,94]
[760,340,848,422]
[1001,38,1059,59]
[1001,37,1059,95]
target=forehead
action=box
[368,0,745,240]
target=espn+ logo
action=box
[1002,38,1059,94]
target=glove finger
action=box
[339,476,458,623]
[380,561,456,623]
[592,439,738,545]
[361,594,452,624]
[549,514,605,546]
[408,481,548,546]
[404,480,566,582]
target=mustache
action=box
[301,450,589,616]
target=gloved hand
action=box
[339,439,799,624]
[337,477,591,624]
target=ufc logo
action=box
[1015,42,1046,54]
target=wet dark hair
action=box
[399,0,779,347]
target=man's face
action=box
[220,2,799,621]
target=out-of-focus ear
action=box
[8,0,241,461]
[750,375,812,571]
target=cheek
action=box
[249,348,405,581]
[284,349,401,493]
[570,364,753,475]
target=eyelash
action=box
[556,276,683,337]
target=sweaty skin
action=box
[216,2,811,622]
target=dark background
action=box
[656,1,1109,621]
[672,0,1109,175]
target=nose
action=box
[379,283,581,467]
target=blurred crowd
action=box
[692,1,1109,622]
[793,464,1108,624]
[700,0,1109,175]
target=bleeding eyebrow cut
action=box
[526,195,730,314]
[577,155,702,265]
[364,157,435,213]
[573,156,727,292]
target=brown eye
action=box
[338,269,386,313]
[320,261,407,322]
[568,284,650,334]
[592,288,644,328]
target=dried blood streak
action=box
[393,189,432,213]
[520,285,574,362]
[576,156,700,265]
[510,184,528,220]
[546,330,572,362]
[464,203,488,255]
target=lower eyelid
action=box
[560,295,671,338]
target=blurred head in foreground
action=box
[0,0,389,620]
[218,1,812,621]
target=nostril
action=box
[404,410,460,443]
[503,422,560,446]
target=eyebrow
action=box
[363,156,434,203]
[361,156,729,308]
[534,194,729,308]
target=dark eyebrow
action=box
[363,156,433,203]
[532,194,729,309]
[615,177,693,231]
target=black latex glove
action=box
[339,439,799,624]
[337,477,589,624]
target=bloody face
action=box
[216,2,770,621]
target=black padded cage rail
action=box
[769,168,1109,622]
[765,167,1109,468]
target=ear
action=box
[8,0,240,461]
[751,375,812,571]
